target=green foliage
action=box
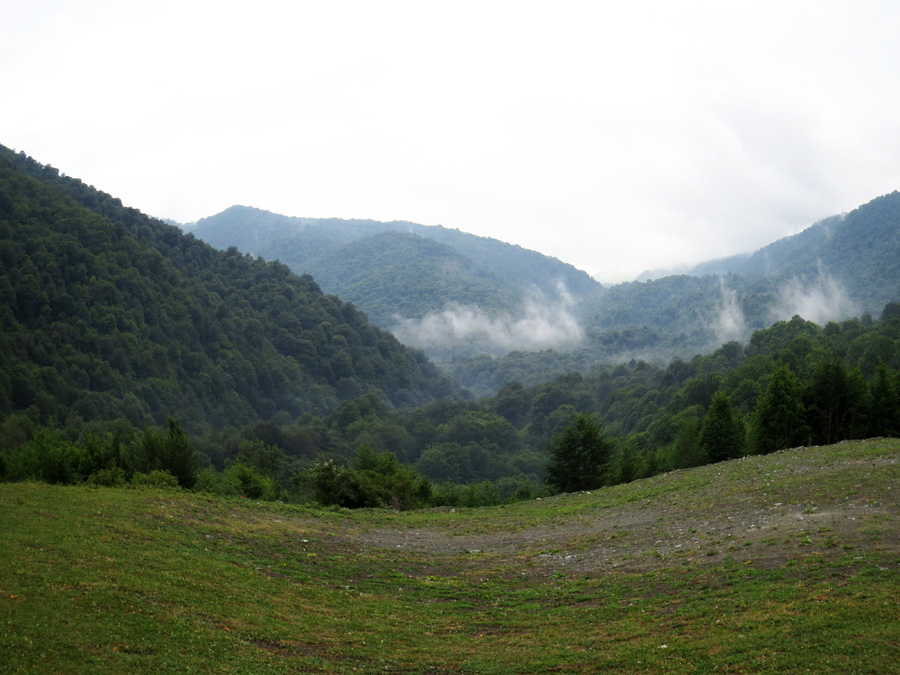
[869,362,900,436]
[430,480,501,508]
[136,418,198,488]
[803,358,864,446]
[0,145,459,435]
[131,469,179,489]
[546,413,615,493]
[305,446,431,510]
[751,365,809,454]
[5,427,83,484]
[86,466,127,487]
[223,463,283,500]
[699,392,745,463]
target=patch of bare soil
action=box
[356,446,900,577]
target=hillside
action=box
[184,193,900,393]
[185,205,602,327]
[0,146,460,434]
[2,438,898,673]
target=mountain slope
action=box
[185,205,602,327]
[687,192,900,309]
[0,146,460,433]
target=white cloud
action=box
[391,284,584,354]
[771,266,859,326]
[715,279,746,344]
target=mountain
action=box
[0,145,461,435]
[181,193,900,396]
[447,192,900,394]
[184,205,603,328]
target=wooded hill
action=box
[182,193,900,395]
[2,143,900,509]
[0,145,460,436]
[185,205,600,328]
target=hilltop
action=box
[2,438,898,673]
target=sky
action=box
[3,1,900,283]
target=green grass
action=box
[2,438,900,673]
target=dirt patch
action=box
[355,447,900,577]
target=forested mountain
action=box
[656,193,900,312]
[0,145,460,436]
[473,192,900,394]
[185,193,900,398]
[2,143,899,509]
[184,206,602,328]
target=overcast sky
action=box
[3,1,900,282]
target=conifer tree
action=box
[546,413,614,493]
[699,391,744,463]
[752,365,808,454]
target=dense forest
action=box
[185,195,900,396]
[0,145,460,438]
[2,143,900,510]
[186,206,599,328]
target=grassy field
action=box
[2,438,899,673]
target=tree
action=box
[699,391,745,463]
[546,413,615,493]
[137,418,198,488]
[868,362,900,437]
[752,365,808,454]
[804,358,856,445]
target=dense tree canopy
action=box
[0,145,460,434]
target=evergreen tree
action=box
[699,391,744,463]
[804,358,855,445]
[869,362,900,437]
[752,365,808,454]
[546,413,614,493]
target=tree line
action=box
[4,306,899,508]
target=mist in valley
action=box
[391,282,585,356]
[771,265,859,325]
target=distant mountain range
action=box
[183,206,600,325]
[5,134,897,420]
[181,191,900,383]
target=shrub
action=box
[87,466,127,487]
[131,469,179,489]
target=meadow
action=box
[2,438,898,673]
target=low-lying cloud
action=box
[771,265,858,325]
[391,282,585,354]
[715,278,746,344]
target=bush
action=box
[87,466,127,487]
[305,446,431,510]
[6,427,83,484]
[194,468,241,497]
[224,463,283,500]
[131,469,180,489]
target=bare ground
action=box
[354,443,900,577]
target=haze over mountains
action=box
[180,191,900,388]
[183,207,598,357]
